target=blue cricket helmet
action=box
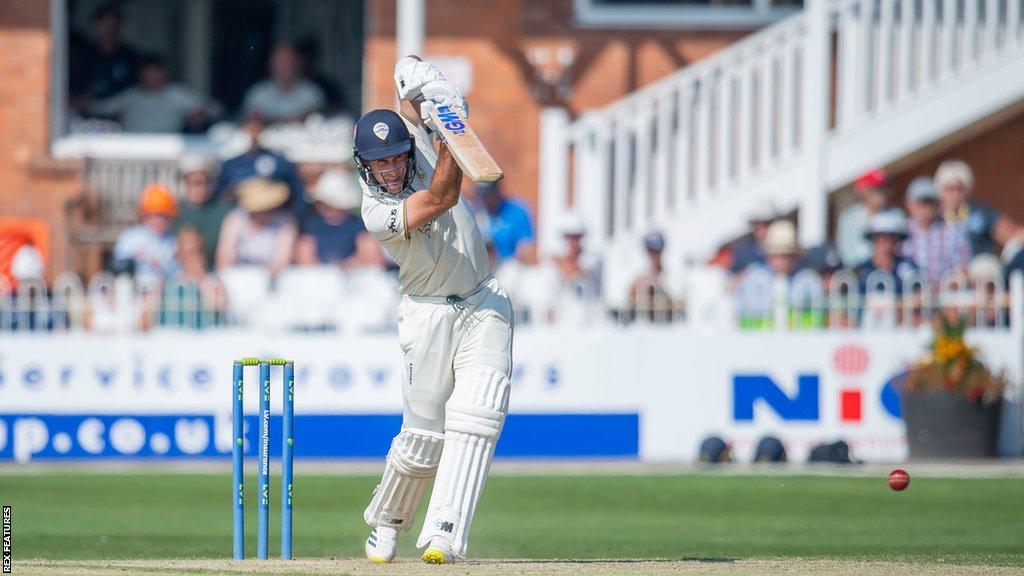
[353,109,418,196]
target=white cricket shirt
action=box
[360,119,491,298]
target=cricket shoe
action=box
[421,538,456,564]
[365,526,398,564]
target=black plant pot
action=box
[900,388,1001,459]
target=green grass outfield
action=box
[3,471,1023,566]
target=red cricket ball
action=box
[888,468,910,491]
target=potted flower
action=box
[899,316,1007,458]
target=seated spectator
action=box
[241,43,326,124]
[903,176,970,286]
[757,220,803,279]
[733,220,812,329]
[215,178,298,277]
[10,239,45,288]
[797,241,840,279]
[729,200,777,273]
[295,37,345,114]
[552,212,602,298]
[295,169,368,266]
[475,181,534,261]
[112,183,179,285]
[836,168,901,268]
[69,2,138,108]
[496,213,602,324]
[855,211,917,293]
[935,159,1024,257]
[214,114,307,214]
[176,154,231,268]
[161,226,227,328]
[90,54,218,133]
[628,231,677,322]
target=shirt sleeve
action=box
[361,194,409,244]
[90,89,132,117]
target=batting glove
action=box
[419,80,469,132]
[394,57,445,102]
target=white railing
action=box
[84,158,183,229]
[540,0,1024,258]
[2,268,1020,334]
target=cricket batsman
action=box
[356,57,513,564]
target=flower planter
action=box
[900,388,1002,459]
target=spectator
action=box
[295,37,345,114]
[855,211,917,293]
[552,212,602,297]
[90,54,218,133]
[729,200,777,273]
[756,220,803,278]
[240,44,326,124]
[935,159,1024,257]
[176,154,231,268]
[112,183,179,284]
[799,242,842,278]
[214,114,307,213]
[903,176,970,286]
[215,178,298,277]
[10,240,45,287]
[475,181,534,261]
[497,213,601,324]
[70,2,138,105]
[161,226,227,328]
[295,169,368,266]
[836,169,900,268]
[628,231,677,321]
[734,220,823,330]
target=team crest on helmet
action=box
[373,122,390,141]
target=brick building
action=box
[1,0,1023,281]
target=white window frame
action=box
[573,0,801,29]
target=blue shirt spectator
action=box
[70,2,138,102]
[296,170,366,265]
[728,200,777,273]
[112,183,180,284]
[855,211,917,294]
[213,115,307,214]
[475,182,534,260]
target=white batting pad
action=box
[416,367,511,556]
[364,428,444,531]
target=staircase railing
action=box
[538,0,1024,257]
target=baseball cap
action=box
[864,210,908,239]
[353,109,412,161]
[855,168,888,191]
[558,212,586,237]
[906,177,938,202]
[643,231,665,252]
[139,183,178,217]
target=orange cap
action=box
[139,183,178,217]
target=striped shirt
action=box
[903,218,970,285]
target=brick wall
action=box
[0,2,83,279]
[890,110,1024,224]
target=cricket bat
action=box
[397,56,504,183]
